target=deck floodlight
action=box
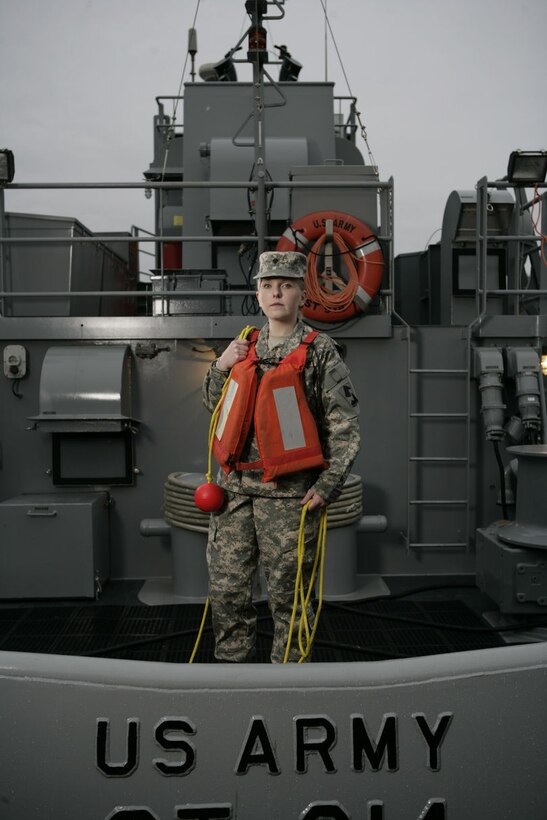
[0,149,15,186]
[212,53,238,82]
[198,63,218,81]
[277,45,302,82]
[199,52,237,82]
[507,150,547,184]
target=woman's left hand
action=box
[300,488,326,511]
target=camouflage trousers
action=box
[206,491,321,663]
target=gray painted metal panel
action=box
[0,492,109,597]
[0,314,394,340]
[290,165,380,231]
[210,137,308,221]
[34,344,131,418]
[3,212,133,317]
[0,643,545,818]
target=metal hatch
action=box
[29,344,134,433]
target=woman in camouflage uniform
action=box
[202,251,360,662]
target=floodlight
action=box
[507,150,547,184]
[198,63,218,81]
[277,45,302,82]
[0,149,15,186]
[198,53,237,82]
[213,53,238,82]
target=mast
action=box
[246,0,269,255]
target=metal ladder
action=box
[403,329,471,550]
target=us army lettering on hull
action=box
[95,712,453,819]
[96,712,454,778]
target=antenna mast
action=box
[188,28,197,82]
[246,0,269,256]
[324,0,328,81]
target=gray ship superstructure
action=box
[0,2,546,817]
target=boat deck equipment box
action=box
[0,492,109,599]
[3,213,135,317]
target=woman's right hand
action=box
[217,337,250,371]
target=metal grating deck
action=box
[0,597,505,663]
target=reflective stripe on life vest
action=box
[273,386,307,450]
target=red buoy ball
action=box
[194,482,225,512]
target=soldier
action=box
[202,250,360,662]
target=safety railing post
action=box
[0,187,5,317]
[475,176,489,318]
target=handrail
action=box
[0,234,393,245]
[474,176,547,320]
[0,288,395,299]
[0,175,394,315]
[0,289,257,298]
[6,180,391,190]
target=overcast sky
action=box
[1,0,545,261]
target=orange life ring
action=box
[276,210,384,323]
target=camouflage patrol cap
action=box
[254,251,307,280]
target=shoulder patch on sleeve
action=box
[323,359,359,411]
[324,359,351,392]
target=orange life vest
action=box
[213,330,327,482]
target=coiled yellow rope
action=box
[283,501,328,664]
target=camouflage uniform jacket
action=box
[202,319,360,503]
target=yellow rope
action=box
[188,597,210,664]
[189,325,256,662]
[297,507,327,662]
[283,502,328,664]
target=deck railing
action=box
[0,177,394,317]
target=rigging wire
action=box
[166,0,202,150]
[158,0,203,197]
[318,0,377,168]
[424,227,442,250]
[159,0,204,188]
[324,0,328,81]
[155,0,202,291]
